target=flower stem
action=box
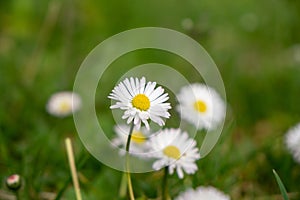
[125,123,135,200]
[65,138,82,200]
[15,191,20,200]
[162,166,169,200]
[119,173,127,198]
[54,153,88,200]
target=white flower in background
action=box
[112,124,151,156]
[285,123,300,164]
[239,13,258,32]
[46,91,81,117]
[108,77,171,130]
[149,128,200,179]
[175,186,230,200]
[176,83,226,130]
[291,44,300,64]
[181,18,194,31]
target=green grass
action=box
[1,0,300,199]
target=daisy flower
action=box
[108,77,171,130]
[176,83,226,130]
[149,128,200,179]
[112,124,151,156]
[175,186,230,200]
[285,123,300,164]
[46,91,81,117]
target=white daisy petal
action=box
[149,86,164,101]
[133,115,141,125]
[151,93,169,104]
[148,128,201,179]
[119,83,133,100]
[144,82,157,96]
[124,78,135,97]
[142,120,149,130]
[153,159,166,170]
[150,115,165,126]
[176,166,184,179]
[139,77,146,93]
[130,77,137,95]
[175,186,230,200]
[169,164,176,174]
[285,123,300,164]
[108,77,171,129]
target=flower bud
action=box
[6,174,21,191]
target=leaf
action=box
[273,169,289,200]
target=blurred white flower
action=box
[181,18,194,31]
[108,77,171,130]
[291,44,300,64]
[239,13,258,32]
[176,83,226,130]
[46,91,81,117]
[175,186,230,200]
[285,123,300,164]
[112,124,151,156]
[149,128,200,179]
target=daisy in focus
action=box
[285,123,300,164]
[149,128,200,179]
[46,91,81,117]
[112,124,151,156]
[176,83,226,130]
[108,77,171,130]
[175,186,230,200]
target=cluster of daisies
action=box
[43,83,300,170]
[42,77,300,199]
[108,76,229,199]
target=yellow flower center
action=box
[59,101,71,112]
[194,100,207,113]
[132,94,150,111]
[163,145,181,159]
[131,131,146,144]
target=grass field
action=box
[1,0,300,199]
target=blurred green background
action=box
[1,0,300,199]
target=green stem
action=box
[119,173,127,198]
[162,166,169,200]
[15,191,20,200]
[125,123,135,153]
[125,123,135,200]
[54,153,88,200]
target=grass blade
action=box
[273,169,289,200]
